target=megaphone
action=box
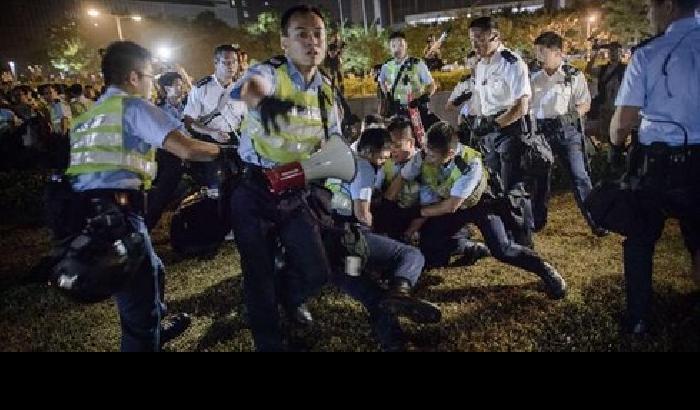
[264,135,357,195]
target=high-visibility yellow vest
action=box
[382,159,420,209]
[325,178,353,216]
[242,58,336,164]
[420,146,489,210]
[382,57,425,106]
[66,95,157,189]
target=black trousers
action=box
[230,178,331,351]
[420,199,548,278]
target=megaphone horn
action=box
[302,135,356,182]
[263,135,356,195]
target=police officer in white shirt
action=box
[530,32,606,236]
[184,44,247,143]
[469,16,535,248]
[184,45,247,189]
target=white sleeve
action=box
[507,60,532,100]
[183,87,202,119]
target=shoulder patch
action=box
[500,49,519,64]
[632,33,663,54]
[195,75,213,88]
[263,55,287,68]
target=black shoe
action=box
[160,313,192,345]
[453,241,491,267]
[540,263,567,300]
[380,279,442,324]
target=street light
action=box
[87,9,142,41]
[587,14,597,39]
[156,46,173,61]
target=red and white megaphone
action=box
[264,135,357,195]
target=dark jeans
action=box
[331,230,425,349]
[623,183,700,323]
[531,124,597,231]
[420,200,548,278]
[230,180,331,351]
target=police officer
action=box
[184,44,247,188]
[379,31,437,125]
[610,0,700,334]
[325,128,441,344]
[230,6,343,351]
[530,32,606,236]
[398,122,566,299]
[64,41,223,351]
[469,17,535,247]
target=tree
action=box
[47,19,97,74]
[601,0,650,45]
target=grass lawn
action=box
[1,193,698,352]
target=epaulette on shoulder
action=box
[195,75,213,88]
[460,74,472,82]
[500,49,519,64]
[263,55,287,68]
[632,33,663,54]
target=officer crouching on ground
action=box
[397,122,567,299]
[609,0,700,335]
[530,32,607,236]
[229,5,342,352]
[58,41,223,351]
[326,127,441,351]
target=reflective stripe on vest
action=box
[66,95,157,189]
[382,158,420,209]
[326,178,353,216]
[244,64,335,164]
[384,59,424,106]
[421,147,489,209]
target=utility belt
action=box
[536,114,579,135]
[633,142,700,185]
[239,162,336,228]
[80,189,146,216]
[473,112,526,138]
[44,174,145,239]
